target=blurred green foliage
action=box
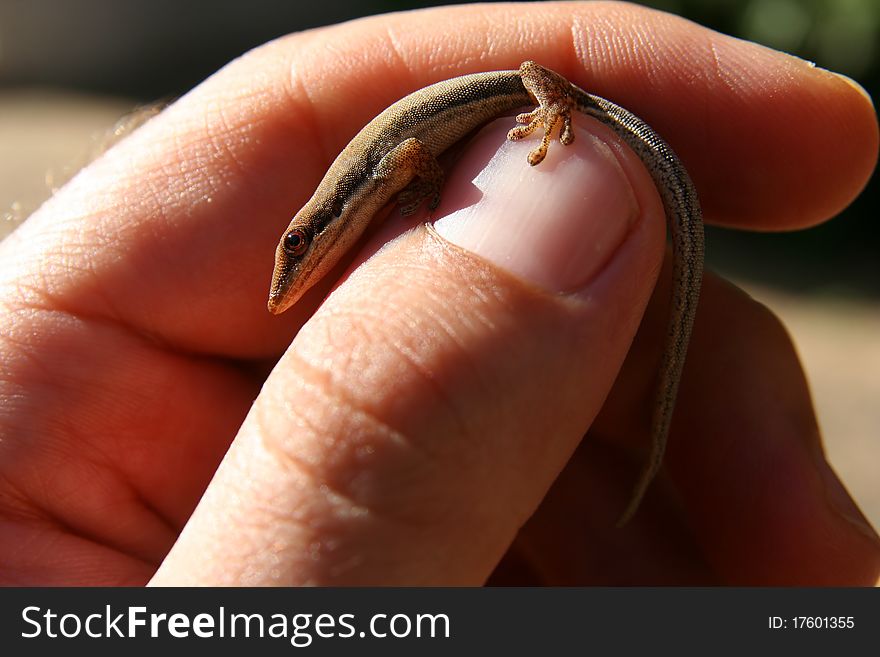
[648,0,878,81]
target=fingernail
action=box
[828,70,874,106]
[433,119,640,293]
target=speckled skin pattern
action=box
[269,62,704,524]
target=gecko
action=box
[267,61,704,525]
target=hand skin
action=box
[0,2,878,586]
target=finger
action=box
[5,2,874,359]
[669,274,880,584]
[290,3,877,230]
[594,270,880,584]
[487,435,715,585]
[149,114,669,585]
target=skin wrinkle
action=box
[382,24,416,89]
[70,472,177,563]
[262,346,420,478]
[4,295,152,381]
[0,482,49,527]
[8,438,155,562]
[3,310,97,384]
[285,57,338,185]
[352,239,549,451]
[253,361,468,564]
[9,233,95,314]
[253,391,375,525]
[375,318,475,443]
[569,14,598,74]
[72,239,136,332]
[222,448,328,561]
[294,302,473,463]
[110,486,178,561]
[706,35,736,98]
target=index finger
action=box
[8,2,875,357]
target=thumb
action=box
[150,117,667,586]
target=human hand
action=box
[1,2,877,585]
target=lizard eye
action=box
[283,229,309,256]
[331,199,343,217]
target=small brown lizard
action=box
[268,61,704,524]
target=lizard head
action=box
[267,194,347,315]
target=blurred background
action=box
[0,0,877,528]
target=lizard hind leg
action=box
[508,109,559,166]
[508,61,578,165]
